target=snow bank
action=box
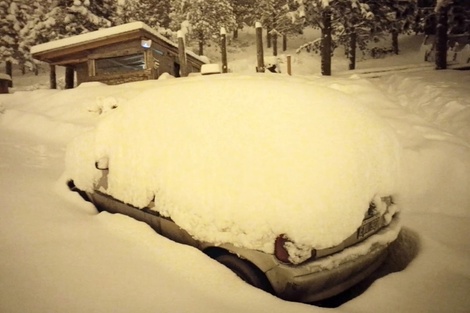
[381,71,470,143]
[66,74,401,252]
[310,73,470,218]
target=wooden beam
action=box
[50,57,89,66]
[32,30,143,63]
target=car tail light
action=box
[275,235,317,265]
[275,235,291,263]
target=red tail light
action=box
[275,235,317,264]
[275,235,291,263]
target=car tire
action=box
[215,253,273,293]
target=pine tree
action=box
[254,0,302,48]
[0,0,33,82]
[118,0,171,29]
[170,0,236,55]
[230,0,256,38]
[0,0,15,81]
[297,0,401,73]
[0,0,32,64]
[60,0,114,35]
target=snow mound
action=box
[66,74,401,252]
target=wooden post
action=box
[177,30,188,77]
[50,64,57,89]
[65,66,74,89]
[6,61,12,87]
[221,27,228,73]
[255,22,265,73]
[287,55,292,76]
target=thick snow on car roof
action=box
[66,74,401,252]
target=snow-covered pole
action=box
[177,30,188,77]
[255,22,265,73]
[220,27,228,73]
[287,55,292,76]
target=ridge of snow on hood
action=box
[65,74,401,253]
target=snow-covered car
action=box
[66,74,402,303]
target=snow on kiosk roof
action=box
[31,22,207,86]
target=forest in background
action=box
[1,0,468,77]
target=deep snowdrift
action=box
[1,31,469,313]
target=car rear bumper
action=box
[68,180,401,303]
[264,216,400,303]
[268,243,388,302]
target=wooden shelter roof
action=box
[31,22,206,66]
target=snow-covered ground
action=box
[1,31,469,313]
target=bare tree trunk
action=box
[321,8,332,76]
[435,5,448,70]
[272,32,278,56]
[196,31,204,56]
[6,61,12,87]
[233,29,238,39]
[282,34,287,51]
[348,30,357,70]
[392,30,399,55]
[267,27,271,49]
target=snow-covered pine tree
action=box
[118,0,171,29]
[18,0,118,87]
[230,0,256,38]
[296,0,402,73]
[254,0,301,48]
[170,0,236,55]
[60,0,114,35]
[365,0,417,56]
[0,0,33,83]
[115,0,135,25]
[0,0,15,82]
[333,0,376,69]
[12,1,40,73]
[0,1,17,66]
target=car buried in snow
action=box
[66,74,401,303]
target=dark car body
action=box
[70,178,400,303]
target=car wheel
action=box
[215,254,273,293]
